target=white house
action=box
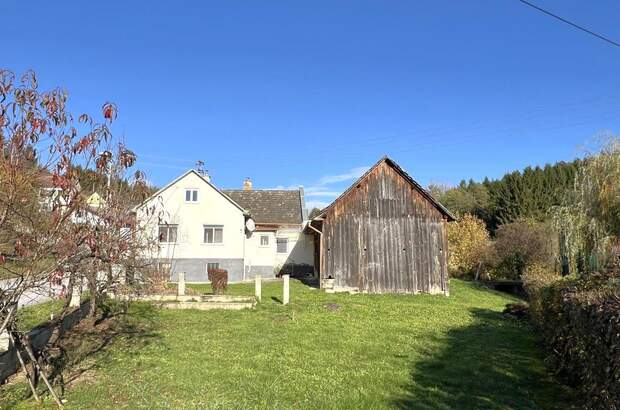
[38,173,102,225]
[135,170,314,282]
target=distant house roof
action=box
[315,156,456,222]
[223,189,305,225]
[37,170,56,189]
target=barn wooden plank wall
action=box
[320,161,448,294]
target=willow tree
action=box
[554,139,620,274]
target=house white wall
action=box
[275,228,314,267]
[245,231,277,269]
[136,170,315,282]
[137,171,247,282]
[244,228,315,279]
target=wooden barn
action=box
[309,157,455,295]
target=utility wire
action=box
[518,0,620,48]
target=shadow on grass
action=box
[36,302,162,399]
[296,276,320,289]
[393,308,575,410]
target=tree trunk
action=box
[62,272,75,311]
[88,275,97,319]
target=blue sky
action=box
[3,1,620,209]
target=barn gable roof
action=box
[315,156,456,221]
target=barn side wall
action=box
[320,162,448,294]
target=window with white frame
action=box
[39,188,61,211]
[260,235,269,247]
[276,237,288,253]
[204,225,223,244]
[206,262,219,271]
[158,224,178,243]
[158,262,172,273]
[185,189,198,203]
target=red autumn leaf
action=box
[15,240,28,257]
[52,173,70,190]
[102,103,117,121]
[119,149,136,168]
[73,136,91,154]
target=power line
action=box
[518,0,620,48]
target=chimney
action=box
[243,178,252,190]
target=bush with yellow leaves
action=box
[447,213,490,277]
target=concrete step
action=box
[160,301,255,310]
[200,295,255,303]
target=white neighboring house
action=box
[38,178,102,225]
[135,170,314,283]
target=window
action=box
[158,224,178,243]
[39,188,60,211]
[204,225,223,244]
[276,237,288,253]
[185,189,198,202]
[260,235,269,247]
[207,262,219,271]
[158,262,172,273]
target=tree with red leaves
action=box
[0,69,159,404]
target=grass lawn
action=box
[14,298,65,332]
[1,279,574,409]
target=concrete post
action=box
[0,329,9,352]
[255,275,261,302]
[283,274,290,305]
[118,265,126,285]
[69,283,81,308]
[178,272,186,296]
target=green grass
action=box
[14,299,65,332]
[1,279,574,409]
[0,258,56,280]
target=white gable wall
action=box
[137,171,247,282]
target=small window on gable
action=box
[185,189,198,203]
[277,237,288,253]
[260,235,269,246]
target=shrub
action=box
[208,268,228,294]
[526,272,620,408]
[488,220,555,279]
[521,262,562,329]
[447,213,490,277]
[522,262,560,294]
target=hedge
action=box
[528,274,620,408]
